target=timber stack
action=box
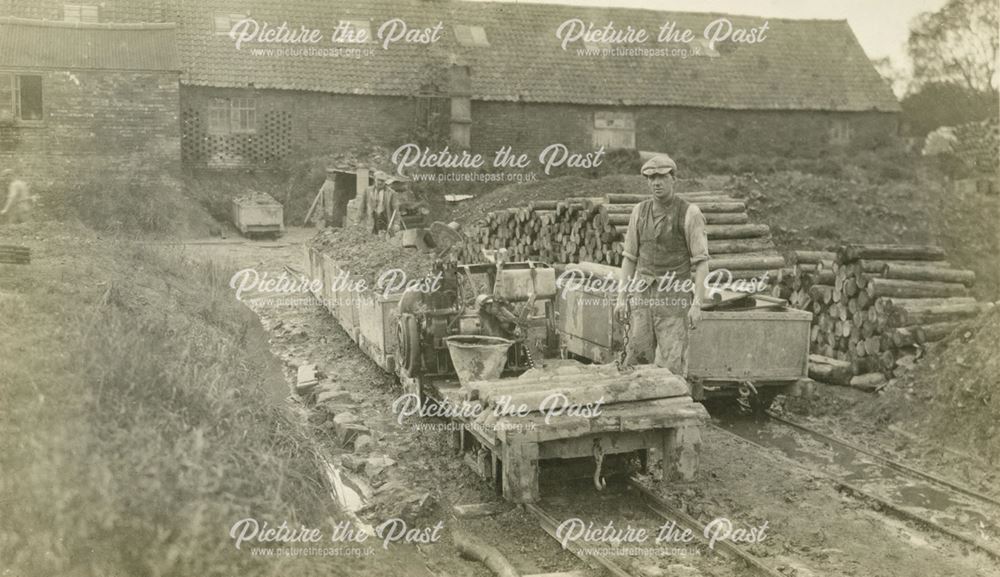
[775,243,991,389]
[463,191,784,285]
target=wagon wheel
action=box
[396,313,421,376]
[737,380,776,418]
[752,388,779,419]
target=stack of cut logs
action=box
[775,244,989,390]
[465,191,784,283]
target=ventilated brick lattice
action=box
[181,108,292,167]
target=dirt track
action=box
[190,228,1000,577]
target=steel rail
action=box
[524,502,636,577]
[625,478,787,577]
[767,411,1000,508]
[711,423,1000,562]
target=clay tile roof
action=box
[174,0,899,112]
[0,17,179,71]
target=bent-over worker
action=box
[613,154,709,374]
[0,170,34,224]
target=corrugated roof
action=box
[0,17,179,71]
[172,0,898,112]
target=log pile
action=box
[952,118,1000,176]
[775,243,990,386]
[463,191,784,284]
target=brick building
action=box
[0,16,179,182]
[0,0,901,172]
[172,0,900,168]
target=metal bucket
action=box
[444,335,514,387]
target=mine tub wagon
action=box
[306,245,400,360]
[555,272,621,364]
[687,307,812,404]
[356,290,403,373]
[232,193,284,238]
[556,262,813,408]
[306,246,354,334]
[323,254,362,342]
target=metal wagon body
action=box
[232,196,284,238]
[556,268,813,403]
[686,308,812,401]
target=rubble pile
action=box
[233,190,281,205]
[310,227,437,286]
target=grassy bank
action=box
[31,157,216,238]
[0,222,349,576]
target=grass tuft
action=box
[0,238,345,576]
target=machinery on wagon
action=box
[394,256,556,398]
[305,213,812,502]
[306,244,709,503]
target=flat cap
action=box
[640,154,677,177]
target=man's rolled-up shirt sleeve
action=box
[685,204,710,266]
[622,204,641,263]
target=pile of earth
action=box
[867,307,1000,463]
[232,190,281,205]
[714,171,999,300]
[310,226,437,287]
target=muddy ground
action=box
[188,228,999,577]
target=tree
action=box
[901,82,999,136]
[871,56,911,97]
[908,0,998,92]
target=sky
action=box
[469,0,951,64]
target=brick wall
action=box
[180,87,419,167]
[0,69,180,187]
[180,86,899,169]
[472,101,899,160]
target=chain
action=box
[737,380,758,415]
[592,438,607,491]
[511,300,537,370]
[522,336,536,369]
[616,297,631,371]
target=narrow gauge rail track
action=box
[714,414,1000,561]
[767,412,1000,508]
[525,479,788,577]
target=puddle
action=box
[719,417,1000,541]
[893,483,965,512]
[323,457,369,513]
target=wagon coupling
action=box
[737,380,758,414]
[593,438,607,491]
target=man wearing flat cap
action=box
[614,154,709,374]
[364,172,399,234]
